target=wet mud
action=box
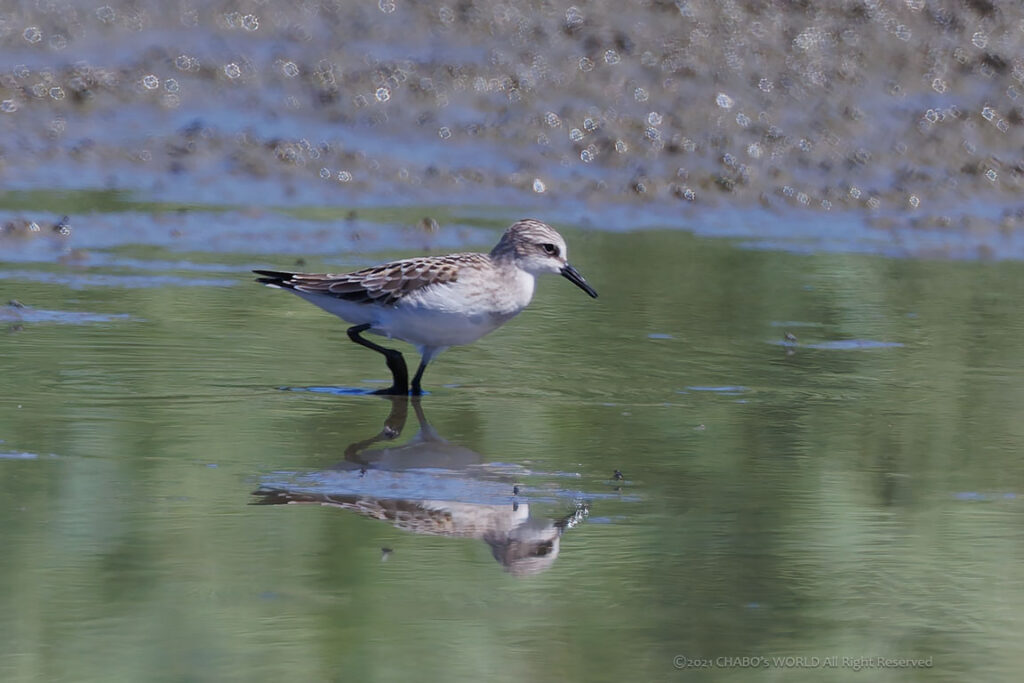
[2,1,1024,257]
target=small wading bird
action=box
[254,218,598,394]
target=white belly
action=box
[375,304,519,347]
[291,269,535,351]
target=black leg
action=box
[347,323,409,395]
[411,358,429,396]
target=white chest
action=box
[382,267,536,348]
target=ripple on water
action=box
[0,451,55,459]
[953,492,1019,502]
[770,339,905,350]
[681,385,749,395]
[0,303,140,324]
[261,468,527,507]
[0,270,232,289]
[260,466,640,507]
[769,321,826,328]
[279,385,382,395]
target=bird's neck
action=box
[506,266,536,312]
[489,235,520,263]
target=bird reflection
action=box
[252,396,589,576]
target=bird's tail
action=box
[253,269,297,288]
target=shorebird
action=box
[254,218,598,394]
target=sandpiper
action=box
[254,218,598,394]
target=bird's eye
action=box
[541,243,560,256]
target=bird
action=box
[254,218,598,394]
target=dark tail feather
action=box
[253,269,296,287]
[250,487,314,505]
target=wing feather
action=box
[254,254,486,306]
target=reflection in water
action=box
[253,397,590,576]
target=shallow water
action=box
[3,216,1024,681]
[4,1,1024,677]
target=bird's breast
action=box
[379,268,534,347]
[403,267,535,317]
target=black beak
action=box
[560,263,598,298]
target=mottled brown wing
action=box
[256,254,485,306]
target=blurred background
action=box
[2,2,1024,681]
[2,0,1024,246]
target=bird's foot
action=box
[372,384,410,396]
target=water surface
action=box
[3,220,1024,681]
